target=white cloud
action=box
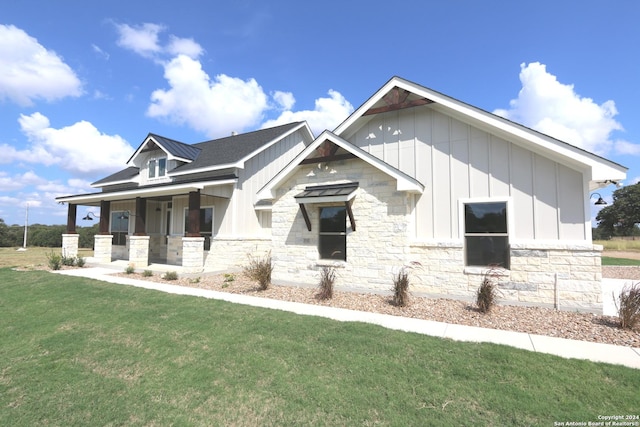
[5,112,134,176]
[115,23,203,60]
[0,24,83,106]
[115,23,165,58]
[494,62,639,156]
[262,89,354,136]
[0,171,45,191]
[147,55,269,137]
[91,44,110,60]
[273,91,296,110]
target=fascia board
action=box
[57,179,237,204]
[169,162,243,177]
[90,179,136,189]
[237,122,314,167]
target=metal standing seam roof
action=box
[294,182,359,200]
[147,133,201,161]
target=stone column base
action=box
[62,234,79,258]
[128,235,150,268]
[182,237,204,273]
[94,234,113,264]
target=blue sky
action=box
[1,1,639,226]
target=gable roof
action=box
[257,131,424,200]
[127,133,201,165]
[170,121,312,176]
[334,76,626,190]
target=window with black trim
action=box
[319,206,346,261]
[464,202,509,268]
[111,211,129,246]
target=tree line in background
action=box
[594,182,640,240]
[0,218,98,248]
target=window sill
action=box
[316,260,347,268]
[464,266,510,276]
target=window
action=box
[148,157,167,178]
[319,206,346,261]
[184,207,213,250]
[111,211,129,246]
[464,202,509,268]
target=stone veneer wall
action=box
[270,159,604,313]
[408,242,603,312]
[271,160,412,292]
[204,238,271,271]
[167,236,183,266]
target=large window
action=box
[319,206,346,261]
[464,202,509,268]
[149,157,167,178]
[184,207,213,250]
[111,211,129,246]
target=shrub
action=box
[392,268,410,307]
[476,267,502,313]
[75,256,86,268]
[163,271,178,281]
[243,252,273,291]
[124,264,135,274]
[616,283,640,329]
[143,270,153,277]
[62,255,76,267]
[46,251,62,270]
[224,273,235,283]
[317,266,335,300]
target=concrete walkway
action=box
[54,267,640,370]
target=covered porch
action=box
[57,179,235,273]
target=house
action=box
[57,76,627,312]
[56,121,314,270]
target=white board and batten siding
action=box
[217,129,310,237]
[349,106,588,242]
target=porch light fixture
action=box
[590,193,607,205]
[82,212,100,220]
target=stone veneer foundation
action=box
[271,159,604,313]
[204,238,271,272]
[61,234,79,258]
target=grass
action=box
[602,256,640,266]
[0,246,93,269]
[595,239,640,252]
[1,269,639,426]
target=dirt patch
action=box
[603,251,640,260]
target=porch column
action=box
[99,200,110,234]
[62,203,79,258]
[186,190,201,237]
[129,235,150,268]
[182,236,204,273]
[94,200,112,263]
[66,204,77,233]
[134,197,147,235]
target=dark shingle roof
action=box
[173,122,303,173]
[91,166,139,186]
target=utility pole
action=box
[22,203,28,249]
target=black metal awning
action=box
[294,182,358,231]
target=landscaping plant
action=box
[392,268,410,307]
[163,271,179,281]
[243,251,273,290]
[124,264,135,274]
[616,282,640,329]
[476,267,502,313]
[46,251,62,270]
[317,266,335,300]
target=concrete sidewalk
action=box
[54,267,640,370]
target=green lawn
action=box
[1,269,639,426]
[602,256,640,266]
